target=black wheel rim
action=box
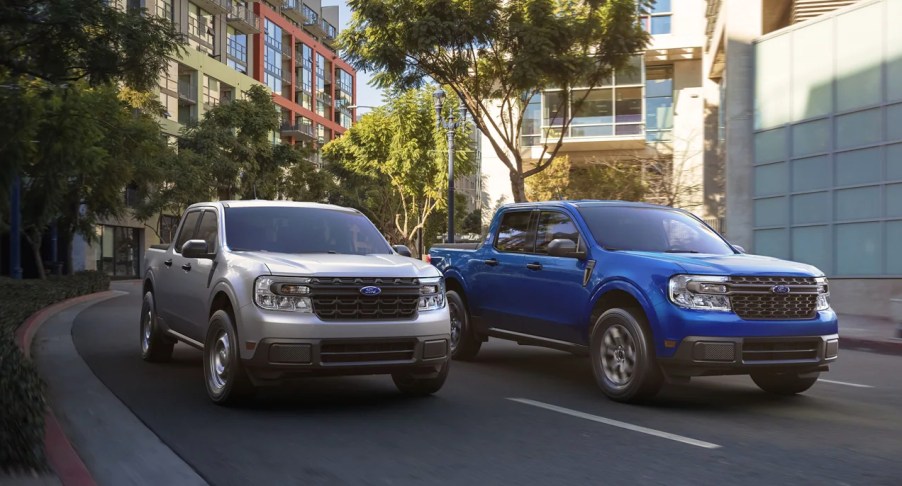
[449,300,463,353]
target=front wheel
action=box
[447,290,481,361]
[392,361,449,396]
[140,291,174,362]
[204,310,255,405]
[589,308,663,403]
[751,371,819,395]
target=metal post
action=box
[10,175,22,279]
[447,128,455,244]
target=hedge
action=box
[0,271,110,472]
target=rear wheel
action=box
[447,290,481,361]
[751,371,819,395]
[590,308,663,403]
[204,310,255,405]
[140,291,173,362]
[392,361,449,396]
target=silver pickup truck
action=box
[141,200,451,404]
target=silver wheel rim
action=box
[208,329,230,393]
[141,307,152,353]
[600,324,636,387]
[449,301,462,353]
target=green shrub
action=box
[0,271,110,472]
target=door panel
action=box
[519,211,591,343]
[156,210,201,334]
[170,209,219,341]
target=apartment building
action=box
[481,0,713,221]
[706,0,902,317]
[73,0,356,278]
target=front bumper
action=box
[658,333,839,377]
[242,334,450,384]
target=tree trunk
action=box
[28,235,46,280]
[510,172,528,203]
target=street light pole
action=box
[433,89,466,244]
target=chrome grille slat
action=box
[728,276,818,320]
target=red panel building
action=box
[252,1,356,165]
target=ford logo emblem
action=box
[772,285,791,294]
[360,286,382,296]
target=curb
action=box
[840,336,902,357]
[15,291,117,486]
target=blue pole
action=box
[10,175,22,279]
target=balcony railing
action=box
[227,1,259,34]
[280,121,315,140]
[280,41,293,59]
[281,0,306,23]
[192,0,229,15]
[322,20,337,43]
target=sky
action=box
[328,1,384,109]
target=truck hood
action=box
[621,251,824,277]
[235,251,441,278]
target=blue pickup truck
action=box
[429,201,839,402]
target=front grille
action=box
[742,339,820,362]
[728,276,818,320]
[308,276,420,321]
[320,340,416,364]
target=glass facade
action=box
[335,68,353,128]
[315,53,330,118]
[524,56,644,146]
[227,27,248,74]
[95,225,141,278]
[752,0,902,276]
[263,19,283,95]
[298,43,313,110]
[645,65,673,141]
[641,0,671,35]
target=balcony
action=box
[191,0,229,15]
[280,121,315,141]
[227,1,259,34]
[321,20,337,45]
[302,6,326,38]
[280,41,293,59]
[520,126,646,160]
[281,0,306,24]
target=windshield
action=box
[224,206,392,255]
[577,206,735,255]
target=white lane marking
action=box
[507,398,722,449]
[818,379,874,388]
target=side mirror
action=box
[392,244,412,257]
[732,244,746,254]
[547,239,586,259]
[182,239,212,259]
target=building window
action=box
[227,27,248,74]
[203,75,221,108]
[188,2,215,54]
[646,65,673,141]
[529,55,644,145]
[298,43,313,110]
[94,225,141,278]
[641,0,671,35]
[156,0,173,21]
[264,19,283,95]
[335,68,353,129]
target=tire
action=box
[447,290,482,361]
[751,371,819,395]
[589,308,663,403]
[204,310,255,405]
[392,361,450,396]
[140,291,174,362]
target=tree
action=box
[526,155,646,202]
[323,86,476,255]
[135,85,315,233]
[341,0,651,202]
[17,82,174,278]
[0,0,184,192]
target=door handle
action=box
[484,258,499,266]
[163,259,172,267]
[526,262,542,271]
[181,263,192,271]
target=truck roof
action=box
[186,200,361,213]
[499,200,672,210]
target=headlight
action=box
[815,276,830,311]
[418,277,445,311]
[668,275,731,312]
[254,277,313,312]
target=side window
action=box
[195,210,219,251]
[494,211,534,253]
[173,211,201,254]
[535,211,582,255]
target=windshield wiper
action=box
[665,249,700,253]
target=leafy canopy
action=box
[341,0,651,202]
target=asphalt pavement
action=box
[68,282,902,485]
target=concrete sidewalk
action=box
[838,313,902,356]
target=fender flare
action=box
[589,279,663,338]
